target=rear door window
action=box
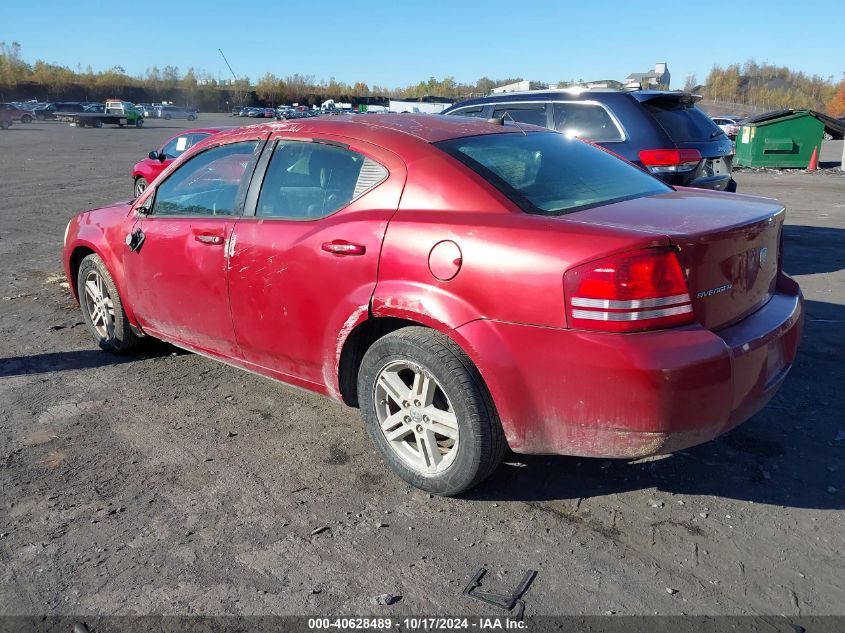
[552,103,624,142]
[643,99,724,142]
[491,104,549,127]
[255,141,386,220]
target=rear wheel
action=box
[357,327,506,496]
[164,114,172,120]
[187,114,195,121]
[135,118,144,128]
[134,177,148,198]
[77,254,140,354]
[94,119,103,128]
[21,114,32,123]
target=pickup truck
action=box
[57,100,144,128]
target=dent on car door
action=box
[124,139,264,355]
[228,137,406,391]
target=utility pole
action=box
[218,48,242,106]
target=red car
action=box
[63,116,803,495]
[131,127,233,197]
[1,102,33,124]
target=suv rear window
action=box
[437,132,669,216]
[643,99,724,143]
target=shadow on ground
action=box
[783,225,845,276]
[0,341,183,378]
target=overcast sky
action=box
[5,0,843,88]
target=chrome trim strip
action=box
[572,304,693,321]
[571,293,691,309]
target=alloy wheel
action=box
[83,269,115,340]
[373,360,459,475]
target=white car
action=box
[712,117,741,138]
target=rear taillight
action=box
[639,148,701,174]
[564,248,694,333]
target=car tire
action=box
[135,118,144,128]
[0,120,9,130]
[357,326,506,496]
[94,119,103,128]
[21,114,32,123]
[77,254,140,354]
[164,114,171,120]
[187,114,195,121]
[134,177,148,198]
[726,178,737,193]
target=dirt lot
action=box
[1,116,843,618]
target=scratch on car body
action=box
[323,304,368,401]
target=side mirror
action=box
[148,150,158,160]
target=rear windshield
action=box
[643,99,725,142]
[436,132,670,216]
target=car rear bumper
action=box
[453,275,803,458]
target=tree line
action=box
[3,42,844,116]
[700,60,841,114]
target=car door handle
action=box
[322,240,366,256]
[195,233,224,245]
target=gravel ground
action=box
[1,117,843,618]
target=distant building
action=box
[197,79,217,86]
[625,63,670,90]
[490,80,549,94]
[389,96,453,114]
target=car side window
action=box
[160,132,210,159]
[451,107,487,118]
[491,105,548,127]
[255,141,386,220]
[152,141,259,217]
[552,103,624,142]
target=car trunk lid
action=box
[564,188,784,330]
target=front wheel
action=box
[0,120,9,130]
[357,327,506,496]
[134,177,148,198]
[135,118,144,128]
[187,114,195,121]
[77,254,140,354]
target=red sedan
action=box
[131,127,233,197]
[63,115,803,495]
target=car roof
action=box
[447,89,700,109]
[229,114,536,144]
[165,127,234,140]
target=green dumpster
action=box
[734,109,824,168]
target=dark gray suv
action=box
[442,90,737,192]
[154,105,198,121]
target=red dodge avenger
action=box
[63,115,803,495]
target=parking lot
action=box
[1,115,843,617]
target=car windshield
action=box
[436,132,670,216]
[643,99,725,142]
